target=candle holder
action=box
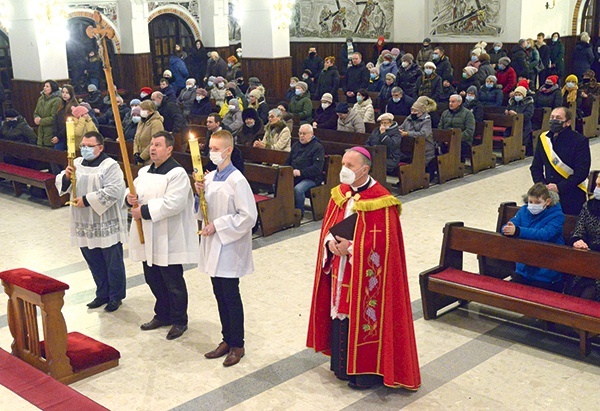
[65,118,77,206]
[189,134,210,234]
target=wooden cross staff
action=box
[86,11,145,244]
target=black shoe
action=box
[140,318,171,331]
[104,300,122,312]
[87,298,109,309]
[166,324,188,340]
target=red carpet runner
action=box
[0,348,108,411]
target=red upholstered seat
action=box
[254,194,270,203]
[492,136,505,142]
[40,332,120,373]
[431,267,600,318]
[398,162,410,166]
[493,126,507,134]
[0,268,69,295]
[0,163,55,182]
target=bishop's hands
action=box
[328,236,351,256]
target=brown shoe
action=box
[204,342,230,359]
[223,347,245,367]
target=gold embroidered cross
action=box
[370,225,382,247]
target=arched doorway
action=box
[580,0,597,37]
[0,31,11,115]
[66,17,116,93]
[148,14,194,85]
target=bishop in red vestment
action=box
[307,147,421,390]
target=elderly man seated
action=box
[365,113,407,175]
[438,94,475,162]
[284,124,325,218]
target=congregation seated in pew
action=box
[505,85,535,155]
[501,183,565,292]
[398,102,436,179]
[438,94,475,162]
[237,108,264,147]
[190,88,213,116]
[376,73,396,112]
[253,108,291,152]
[202,113,244,172]
[365,113,406,175]
[479,75,504,107]
[463,86,484,122]
[336,102,365,133]
[386,86,414,116]
[352,89,375,124]
[312,93,337,130]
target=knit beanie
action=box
[467,85,478,95]
[196,88,208,97]
[517,79,530,90]
[498,57,511,66]
[71,105,88,118]
[249,88,263,99]
[463,66,478,77]
[566,74,579,84]
[296,81,308,92]
[401,53,414,63]
[130,99,141,106]
[140,100,156,111]
[411,102,426,114]
[385,73,397,81]
[546,75,559,85]
[87,84,97,92]
[514,86,527,96]
[321,93,333,103]
[486,75,498,84]
[131,106,141,116]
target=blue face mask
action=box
[383,60,390,65]
[471,55,477,61]
[466,95,474,102]
[528,203,545,215]
[370,73,376,79]
[486,83,494,89]
[494,46,500,52]
[432,53,439,60]
[514,95,523,102]
[207,81,214,87]
[594,187,600,200]
[80,146,96,161]
[497,65,505,70]
[424,68,433,76]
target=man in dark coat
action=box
[432,46,454,82]
[303,47,324,81]
[205,52,228,81]
[187,40,208,86]
[511,40,530,79]
[536,33,551,84]
[315,57,340,101]
[343,52,370,104]
[530,106,591,216]
[151,91,186,133]
[339,37,358,76]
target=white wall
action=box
[520,0,578,39]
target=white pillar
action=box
[8,0,68,81]
[240,0,290,58]
[199,0,229,47]
[117,0,150,54]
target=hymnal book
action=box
[329,213,358,241]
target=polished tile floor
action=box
[2,143,600,410]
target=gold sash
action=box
[539,132,587,193]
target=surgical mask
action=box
[132,116,141,124]
[196,96,203,101]
[471,55,477,61]
[356,95,363,103]
[525,43,531,49]
[552,37,558,42]
[527,203,545,215]
[370,73,376,79]
[321,103,330,109]
[228,63,232,68]
[303,74,309,80]
[432,53,439,60]
[209,150,226,166]
[401,61,409,68]
[514,95,523,102]
[424,68,433,76]
[549,119,566,133]
[466,95,474,102]
[295,89,302,95]
[245,120,255,127]
[392,97,401,103]
[140,92,148,99]
[207,81,214,87]
[497,65,505,70]
[486,83,494,88]
[339,165,361,185]
[80,146,96,161]
[228,104,236,111]
[218,82,224,88]
[290,83,296,88]
[494,46,500,52]
[383,60,390,65]
[594,187,600,200]
[566,82,576,89]
[186,85,193,89]
[140,110,149,118]
[462,73,468,79]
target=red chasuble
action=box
[307,181,421,390]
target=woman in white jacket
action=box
[352,89,375,124]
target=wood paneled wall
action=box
[12,79,69,126]
[114,53,153,98]
[241,57,292,99]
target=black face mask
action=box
[309,52,316,57]
[410,113,420,120]
[549,119,566,134]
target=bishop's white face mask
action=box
[339,165,364,185]
[594,187,600,200]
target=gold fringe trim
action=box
[330,186,402,214]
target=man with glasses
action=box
[55,131,128,312]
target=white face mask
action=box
[527,203,546,215]
[196,96,203,101]
[218,82,225,88]
[132,116,141,123]
[140,110,149,118]
[321,102,330,109]
[228,104,236,111]
[594,187,600,200]
[339,165,363,185]
[401,61,409,68]
[209,150,226,166]
[566,82,576,89]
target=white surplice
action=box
[128,165,199,267]
[197,169,257,278]
[55,156,128,249]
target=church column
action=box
[240,0,292,99]
[8,0,70,124]
[115,0,153,96]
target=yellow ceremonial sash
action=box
[539,132,587,194]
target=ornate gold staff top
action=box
[86,11,144,244]
[189,133,209,233]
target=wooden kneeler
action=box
[0,268,120,385]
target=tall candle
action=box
[188,133,204,181]
[66,117,75,156]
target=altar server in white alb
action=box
[195,130,257,367]
[127,130,199,341]
[56,130,128,313]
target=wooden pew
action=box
[99,124,187,152]
[532,107,551,153]
[308,155,342,220]
[469,120,496,174]
[187,113,209,126]
[433,128,464,184]
[485,112,525,164]
[420,221,600,357]
[397,136,429,195]
[582,95,600,138]
[0,140,68,208]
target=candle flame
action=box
[189,132,195,141]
